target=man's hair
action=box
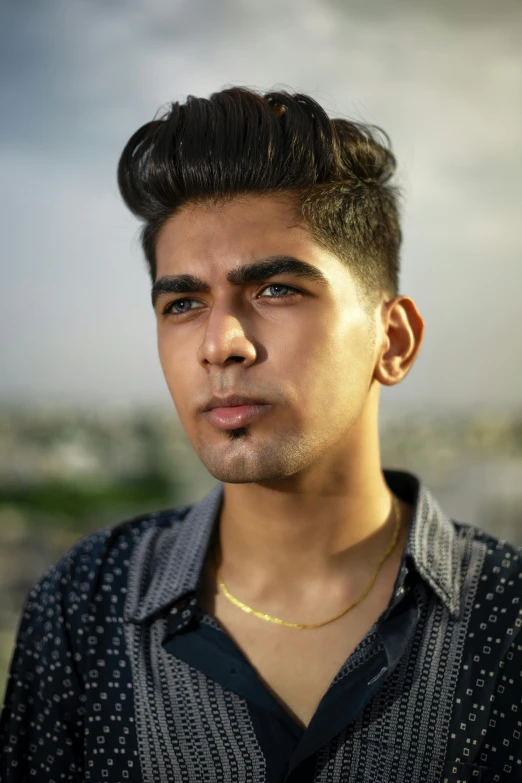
[117,86,401,310]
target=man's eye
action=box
[258,283,300,298]
[163,298,204,315]
[163,284,300,316]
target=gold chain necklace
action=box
[215,494,402,630]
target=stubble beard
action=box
[193,423,317,484]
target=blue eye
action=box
[164,298,204,315]
[258,284,299,298]
[163,283,300,317]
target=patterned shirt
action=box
[1,469,521,782]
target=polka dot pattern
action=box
[0,471,520,782]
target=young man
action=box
[1,87,521,782]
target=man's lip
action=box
[202,394,269,412]
[203,404,272,430]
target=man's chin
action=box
[199,454,289,485]
[202,465,276,484]
[192,426,304,484]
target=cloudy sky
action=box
[0,0,521,414]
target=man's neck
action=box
[211,443,406,605]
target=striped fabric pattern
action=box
[1,469,521,782]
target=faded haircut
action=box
[117,86,402,311]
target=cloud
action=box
[0,0,520,410]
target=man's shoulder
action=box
[27,501,196,605]
[451,518,521,614]
[72,501,194,563]
[452,517,521,565]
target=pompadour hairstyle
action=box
[117,86,401,310]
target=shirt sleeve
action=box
[0,553,86,781]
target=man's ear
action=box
[374,296,425,387]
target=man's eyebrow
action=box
[151,256,330,308]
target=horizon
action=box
[1,0,520,411]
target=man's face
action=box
[153,194,380,485]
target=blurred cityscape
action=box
[1,405,522,697]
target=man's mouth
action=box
[203,404,272,430]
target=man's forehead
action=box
[155,196,304,267]
[155,199,356,287]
